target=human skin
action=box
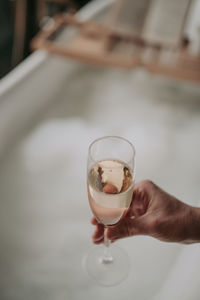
[91,180,200,244]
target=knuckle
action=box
[149,217,161,233]
[118,220,132,238]
[142,179,154,188]
[127,222,134,237]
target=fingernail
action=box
[93,236,103,241]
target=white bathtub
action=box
[0,1,200,299]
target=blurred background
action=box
[0,0,90,78]
[0,1,200,300]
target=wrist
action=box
[185,205,200,244]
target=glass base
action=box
[83,244,130,286]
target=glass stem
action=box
[102,228,113,263]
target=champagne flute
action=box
[84,136,135,286]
